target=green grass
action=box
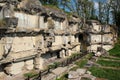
[70,66,79,71]
[89,67,120,80]
[97,60,120,67]
[85,53,93,59]
[24,71,38,78]
[109,44,120,57]
[69,53,80,58]
[48,62,61,69]
[75,59,88,68]
[56,74,68,80]
[100,56,120,60]
[81,77,91,80]
[75,53,93,68]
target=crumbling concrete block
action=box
[4,62,24,75]
[25,59,34,70]
[59,49,66,58]
[34,57,44,70]
[52,67,68,78]
[68,71,79,79]
[76,69,87,76]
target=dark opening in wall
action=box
[78,34,83,42]
[0,6,2,11]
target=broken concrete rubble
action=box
[68,69,96,80]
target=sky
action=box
[93,0,107,9]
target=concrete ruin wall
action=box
[14,12,39,29]
[87,21,116,53]
[89,34,101,43]
[92,23,101,32]
[0,0,117,76]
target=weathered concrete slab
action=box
[76,69,87,76]
[25,60,34,70]
[83,74,96,80]
[4,62,24,75]
[68,71,79,79]
[42,73,56,80]
[51,67,68,78]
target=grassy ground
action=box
[74,53,93,68]
[89,49,120,80]
[89,67,120,80]
[56,51,120,80]
[56,53,93,80]
[109,44,120,57]
[99,56,120,60]
[97,59,120,67]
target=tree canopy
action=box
[39,0,120,35]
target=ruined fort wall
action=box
[14,12,39,29]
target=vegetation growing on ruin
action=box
[47,19,55,29]
[75,53,93,68]
[48,62,61,69]
[43,4,63,12]
[24,71,38,78]
[0,19,6,27]
[69,66,79,71]
[75,59,87,68]
[56,73,68,80]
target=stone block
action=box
[52,67,68,78]
[86,71,92,75]
[68,71,79,79]
[0,72,6,80]
[34,57,44,70]
[25,60,34,70]
[95,52,102,57]
[4,62,24,75]
[76,69,87,76]
[42,73,56,80]
[25,60,33,65]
